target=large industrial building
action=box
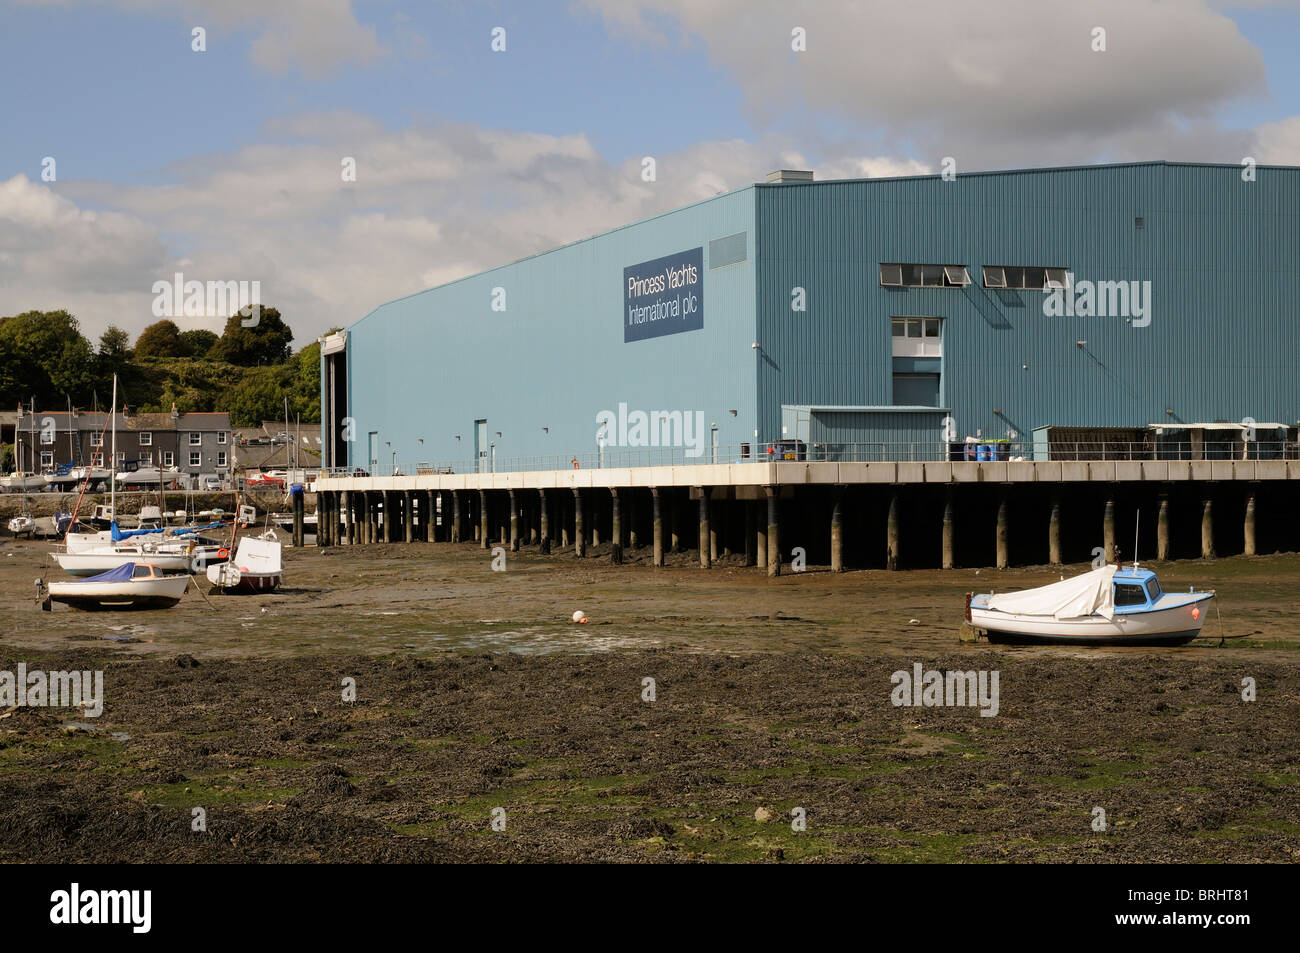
[322,161,1299,473]
[315,161,1300,570]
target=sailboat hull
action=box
[52,549,192,576]
[48,565,189,610]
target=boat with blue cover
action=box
[45,562,190,611]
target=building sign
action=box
[623,247,703,342]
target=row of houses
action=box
[3,406,233,478]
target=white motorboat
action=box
[967,564,1215,646]
[207,535,282,593]
[46,562,189,610]
[271,510,318,534]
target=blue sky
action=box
[1,0,1297,340]
[0,1,752,186]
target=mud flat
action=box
[0,539,1297,862]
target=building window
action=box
[40,451,54,467]
[216,451,227,468]
[139,432,152,446]
[189,432,202,446]
[881,263,970,288]
[891,317,942,358]
[217,431,227,445]
[90,433,103,447]
[139,452,153,467]
[162,451,174,467]
[189,451,201,468]
[984,265,1070,290]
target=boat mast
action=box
[110,375,117,518]
[1133,510,1140,569]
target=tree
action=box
[290,339,321,421]
[0,310,97,409]
[178,329,218,359]
[98,325,132,362]
[134,320,184,359]
[209,306,293,366]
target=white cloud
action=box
[1253,116,1300,163]
[1,118,867,340]
[578,0,1273,169]
[9,0,384,77]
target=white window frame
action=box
[891,317,942,358]
[189,432,202,446]
[986,265,1069,290]
[139,451,153,467]
[882,263,970,288]
[189,451,201,468]
[90,432,103,447]
[139,431,152,446]
[40,450,54,467]
[216,451,227,468]
[162,451,174,467]
[217,431,228,445]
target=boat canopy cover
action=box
[233,536,282,573]
[986,565,1118,620]
[111,521,165,542]
[78,563,137,583]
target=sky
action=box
[1,0,1298,344]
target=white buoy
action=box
[572,610,587,623]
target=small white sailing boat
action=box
[207,535,282,593]
[46,562,189,610]
[7,469,37,535]
[7,514,36,536]
[1,473,46,492]
[51,543,194,576]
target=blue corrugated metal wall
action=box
[755,162,1300,449]
[335,162,1298,467]
[341,189,757,471]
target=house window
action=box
[162,451,174,467]
[189,432,202,446]
[90,433,103,447]
[40,451,54,467]
[880,263,970,288]
[891,317,942,358]
[217,431,227,445]
[216,451,227,468]
[984,265,1070,290]
[189,451,201,468]
[139,432,152,446]
[139,452,153,466]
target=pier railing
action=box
[318,438,1298,478]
